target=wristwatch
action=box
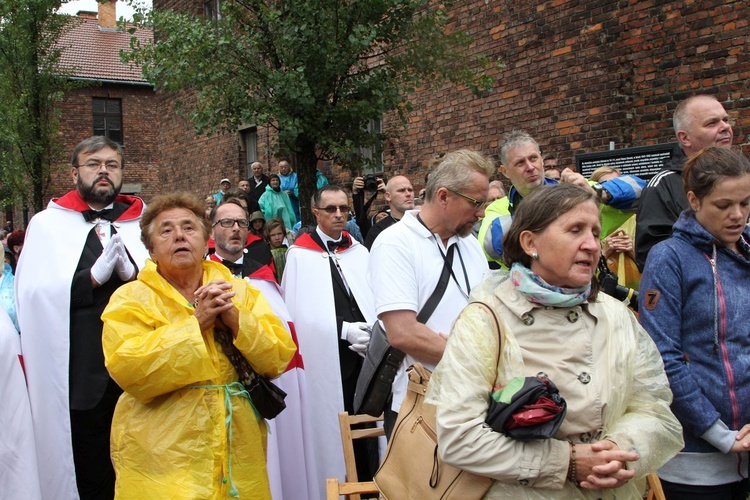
[593,183,611,204]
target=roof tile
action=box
[56,16,153,84]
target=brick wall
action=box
[62,0,743,221]
[379,0,749,183]
[155,0,749,203]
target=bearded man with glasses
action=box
[16,135,149,500]
[282,185,379,497]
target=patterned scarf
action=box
[510,262,590,307]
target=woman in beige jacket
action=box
[428,184,683,499]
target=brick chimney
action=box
[98,0,117,29]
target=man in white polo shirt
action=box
[369,149,493,435]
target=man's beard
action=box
[78,175,120,206]
[216,234,244,257]
[456,219,476,238]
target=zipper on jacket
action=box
[705,248,742,442]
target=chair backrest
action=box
[645,472,666,500]
[326,478,380,500]
[337,412,385,500]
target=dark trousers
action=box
[70,379,120,500]
[661,478,749,500]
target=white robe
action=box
[282,234,376,499]
[245,275,320,500]
[0,307,42,499]
[15,195,148,500]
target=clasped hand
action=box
[575,440,639,490]
[91,234,135,286]
[193,280,238,334]
[603,230,634,259]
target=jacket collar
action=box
[508,178,559,215]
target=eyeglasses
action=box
[213,218,250,228]
[316,205,350,214]
[447,188,487,209]
[79,160,122,171]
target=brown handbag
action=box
[374,301,502,499]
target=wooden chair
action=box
[644,472,666,500]
[326,478,380,500]
[330,412,385,499]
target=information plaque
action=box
[575,143,681,180]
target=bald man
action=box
[364,175,415,249]
[635,95,734,270]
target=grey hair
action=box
[498,130,540,165]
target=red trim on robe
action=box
[53,190,144,221]
[293,231,353,252]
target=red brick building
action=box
[148,0,749,202]
[41,0,750,216]
[45,0,159,210]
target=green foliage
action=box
[0,0,75,211]
[125,0,494,223]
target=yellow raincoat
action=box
[102,260,295,499]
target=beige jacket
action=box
[427,272,683,499]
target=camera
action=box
[363,174,379,191]
[597,260,639,311]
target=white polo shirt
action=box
[369,210,489,411]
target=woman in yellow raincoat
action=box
[102,192,295,499]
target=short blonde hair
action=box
[424,149,495,202]
[589,166,621,182]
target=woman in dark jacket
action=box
[640,146,750,499]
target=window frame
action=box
[92,97,124,144]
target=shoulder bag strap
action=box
[469,301,505,364]
[415,243,455,324]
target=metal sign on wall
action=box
[575,143,681,180]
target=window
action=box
[242,128,258,178]
[359,117,383,174]
[92,98,123,144]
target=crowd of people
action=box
[1,93,749,500]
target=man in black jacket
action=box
[364,175,415,249]
[16,136,148,500]
[635,95,734,271]
[247,161,270,213]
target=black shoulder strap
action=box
[416,244,455,324]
